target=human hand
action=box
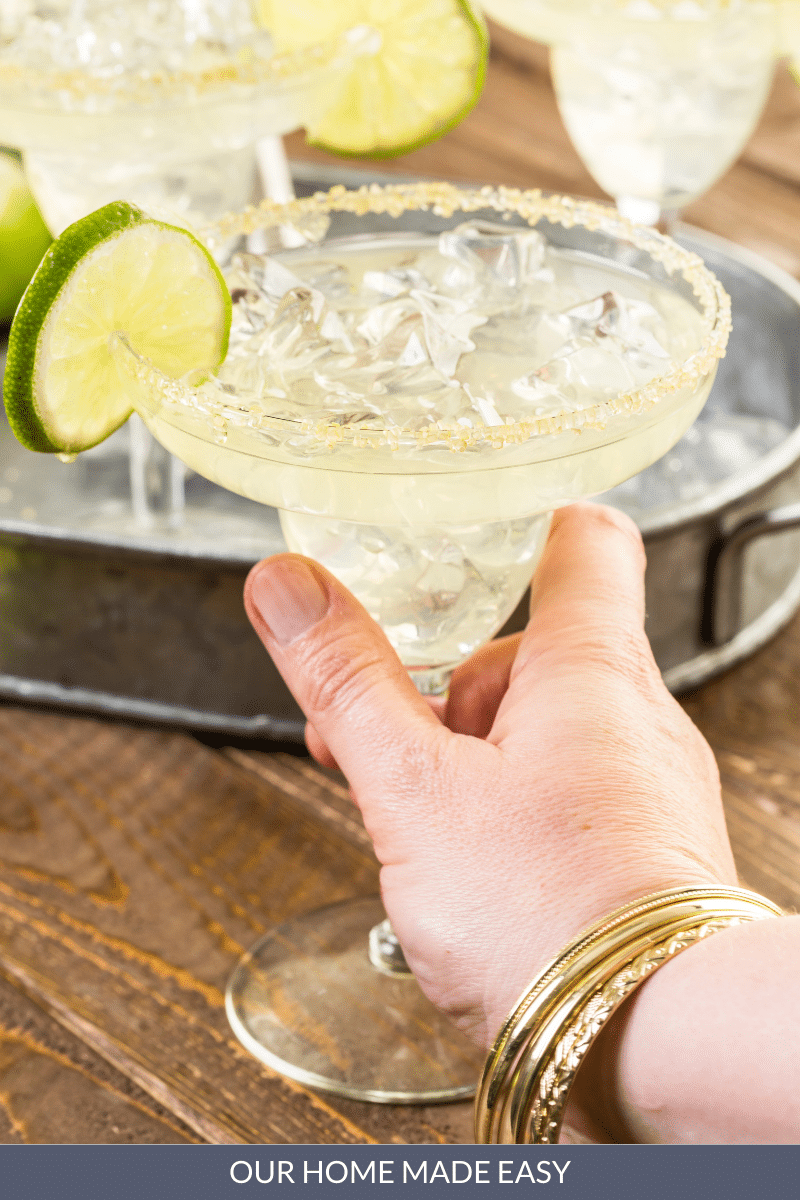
[244,503,736,1060]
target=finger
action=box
[528,501,647,633]
[244,553,444,800]
[446,633,522,738]
[305,722,340,771]
[425,694,449,723]
[493,502,655,741]
[307,683,447,767]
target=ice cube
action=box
[262,257,315,303]
[356,296,419,346]
[559,291,671,361]
[397,331,428,367]
[559,292,617,337]
[226,253,328,335]
[291,259,353,302]
[462,385,504,427]
[412,289,487,376]
[412,247,481,299]
[415,560,466,601]
[439,220,547,288]
[506,290,674,411]
[518,340,645,407]
[362,267,427,298]
[226,252,264,296]
[319,309,355,352]
[231,286,330,384]
[509,371,562,407]
[225,252,283,333]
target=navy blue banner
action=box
[0,1144,798,1199]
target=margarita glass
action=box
[0,0,359,235]
[482,0,777,227]
[112,182,730,1102]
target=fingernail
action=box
[248,558,330,645]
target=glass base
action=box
[616,195,680,235]
[225,896,484,1104]
[616,195,662,227]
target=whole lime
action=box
[0,152,52,326]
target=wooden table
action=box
[1,22,800,1144]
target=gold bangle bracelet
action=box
[475,886,783,1144]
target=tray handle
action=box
[702,502,800,647]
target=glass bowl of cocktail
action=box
[0,0,489,547]
[0,0,348,235]
[482,0,778,228]
[2,182,730,1103]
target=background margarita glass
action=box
[0,0,487,526]
[108,181,730,1102]
[482,0,779,228]
[0,0,361,236]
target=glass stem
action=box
[616,196,681,236]
[407,665,454,697]
[253,135,306,251]
[255,135,294,203]
[129,413,186,528]
[368,919,414,976]
[615,195,663,228]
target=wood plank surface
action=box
[0,972,197,1144]
[0,706,474,1145]
[683,612,800,913]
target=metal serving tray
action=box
[1,164,798,740]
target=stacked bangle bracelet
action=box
[475,886,783,1144]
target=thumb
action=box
[244,554,442,797]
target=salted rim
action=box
[0,31,354,108]
[120,182,732,453]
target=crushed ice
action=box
[219,222,695,432]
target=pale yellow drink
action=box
[0,1,355,233]
[117,185,729,686]
[482,0,776,222]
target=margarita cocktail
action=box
[483,0,777,226]
[107,183,729,1101]
[118,184,729,696]
[0,0,358,235]
[0,0,487,533]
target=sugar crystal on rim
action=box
[127,183,731,453]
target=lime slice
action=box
[3,201,231,454]
[261,0,488,158]
[0,151,52,326]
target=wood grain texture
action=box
[682,611,800,913]
[0,706,478,1145]
[0,972,197,1144]
[224,750,374,856]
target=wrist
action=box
[479,865,732,1050]
[475,887,782,1144]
